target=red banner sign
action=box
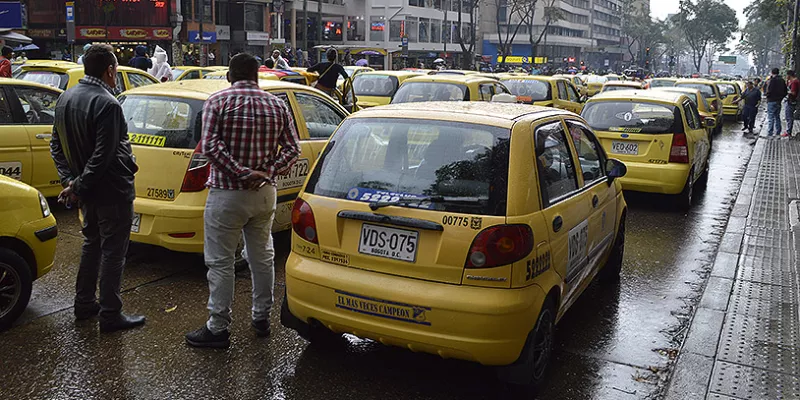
[76,26,171,40]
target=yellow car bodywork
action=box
[18,63,158,92]
[715,81,743,118]
[392,74,511,103]
[675,79,724,132]
[350,70,424,108]
[171,67,216,81]
[499,75,584,114]
[583,90,711,195]
[282,102,626,368]
[600,81,644,93]
[554,74,588,97]
[120,79,349,253]
[654,86,718,139]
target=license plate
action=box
[131,213,141,233]
[611,141,639,155]
[276,158,310,190]
[358,223,419,262]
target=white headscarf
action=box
[148,45,172,82]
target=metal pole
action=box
[443,4,447,61]
[303,0,308,52]
[199,0,205,66]
[792,0,800,71]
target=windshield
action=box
[119,95,205,149]
[305,118,510,216]
[502,79,551,102]
[582,101,682,134]
[171,69,186,81]
[676,83,716,98]
[606,76,621,81]
[585,75,608,84]
[204,74,226,80]
[353,75,399,97]
[391,82,468,103]
[18,71,69,90]
[602,85,637,92]
[717,83,737,96]
[649,80,676,88]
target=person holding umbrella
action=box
[355,58,369,67]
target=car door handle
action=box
[552,216,563,232]
[35,133,52,140]
[592,195,599,208]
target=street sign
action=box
[0,2,23,29]
[401,36,408,58]
[65,2,74,22]
[534,57,547,64]
[719,55,737,65]
[65,1,75,44]
[604,59,610,67]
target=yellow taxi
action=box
[17,62,158,92]
[349,70,424,108]
[118,79,349,253]
[675,79,724,135]
[715,81,743,119]
[0,175,57,329]
[554,74,588,96]
[391,75,510,103]
[12,60,78,78]
[500,76,584,114]
[581,90,713,209]
[430,69,479,76]
[583,75,609,97]
[646,78,677,89]
[338,65,374,87]
[0,79,65,197]
[280,101,628,391]
[654,86,717,146]
[171,67,217,81]
[601,81,644,93]
[605,74,623,81]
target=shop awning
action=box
[0,30,32,44]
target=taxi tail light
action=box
[465,225,533,269]
[181,143,210,193]
[292,198,318,244]
[669,133,690,163]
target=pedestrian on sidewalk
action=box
[185,53,301,349]
[738,80,761,135]
[0,46,12,78]
[128,45,152,72]
[783,70,799,137]
[765,68,787,137]
[49,44,145,332]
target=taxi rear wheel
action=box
[599,215,625,282]
[676,170,694,211]
[499,299,556,395]
[0,249,32,331]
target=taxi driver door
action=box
[12,85,62,196]
[533,119,592,309]
[554,80,572,113]
[0,88,31,185]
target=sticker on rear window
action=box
[129,133,166,147]
[609,127,643,133]
[346,187,433,209]
[335,290,431,326]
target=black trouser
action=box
[75,201,133,318]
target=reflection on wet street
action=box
[0,121,755,400]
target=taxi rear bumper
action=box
[130,196,205,253]
[283,252,545,366]
[617,161,691,194]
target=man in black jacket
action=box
[50,44,145,332]
[765,68,787,137]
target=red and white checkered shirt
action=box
[201,80,301,190]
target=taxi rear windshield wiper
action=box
[369,196,484,211]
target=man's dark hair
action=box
[772,68,780,75]
[229,53,259,82]
[1,46,12,58]
[264,58,275,69]
[788,70,797,77]
[83,44,117,78]
[327,48,337,62]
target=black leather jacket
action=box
[50,78,138,205]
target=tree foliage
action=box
[492,0,534,67]
[738,6,782,74]
[456,0,480,69]
[677,0,739,73]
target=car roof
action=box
[676,79,718,85]
[604,81,642,86]
[351,101,571,125]
[358,70,423,78]
[500,75,559,82]
[403,74,502,84]
[652,77,677,81]
[588,89,687,103]
[0,77,64,92]
[121,78,326,100]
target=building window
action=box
[406,17,418,42]
[419,18,429,42]
[216,1,229,25]
[348,17,365,41]
[370,16,385,41]
[245,3,264,31]
[431,19,441,43]
[410,0,421,7]
[498,0,507,23]
[390,20,404,41]
[323,21,343,41]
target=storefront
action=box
[74,27,172,65]
[213,25,231,65]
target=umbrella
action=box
[357,50,381,56]
[22,44,39,51]
[434,58,445,64]
[355,59,369,66]
[12,45,23,51]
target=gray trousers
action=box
[76,201,133,318]
[204,185,276,334]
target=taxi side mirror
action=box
[704,117,717,129]
[579,95,587,103]
[606,158,627,185]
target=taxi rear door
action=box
[0,88,32,185]
[532,118,592,310]
[681,100,710,182]
[554,80,582,114]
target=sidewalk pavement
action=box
[664,118,800,399]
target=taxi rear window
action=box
[649,80,675,88]
[581,101,683,134]
[305,118,510,216]
[118,95,204,149]
[353,75,399,96]
[391,82,468,103]
[676,83,715,98]
[18,71,68,90]
[502,79,550,102]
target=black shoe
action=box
[186,325,230,348]
[99,313,146,333]
[74,302,100,321]
[252,319,271,337]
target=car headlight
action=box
[38,192,51,218]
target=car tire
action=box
[280,294,342,345]
[599,215,625,283]
[676,171,694,211]
[497,299,556,396]
[0,248,33,331]
[696,161,710,189]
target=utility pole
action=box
[303,0,308,55]
[443,2,447,62]
[199,0,205,66]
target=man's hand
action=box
[58,181,80,208]
[242,170,270,190]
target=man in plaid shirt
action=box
[186,53,301,348]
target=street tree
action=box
[525,0,563,60]
[738,9,782,75]
[491,0,534,68]
[456,0,480,69]
[677,0,738,73]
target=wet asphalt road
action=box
[0,121,756,400]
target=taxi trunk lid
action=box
[596,131,674,164]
